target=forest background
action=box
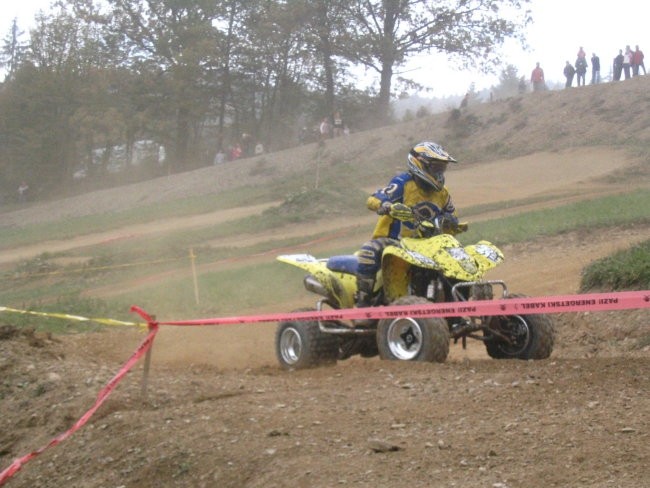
[2,0,537,202]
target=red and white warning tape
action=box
[152,290,650,327]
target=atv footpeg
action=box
[316,300,375,335]
[450,320,478,338]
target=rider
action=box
[354,141,459,324]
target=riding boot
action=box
[353,275,375,327]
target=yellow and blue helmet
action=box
[407,141,457,192]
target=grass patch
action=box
[118,261,306,319]
[580,239,650,291]
[458,189,650,246]
[1,294,132,333]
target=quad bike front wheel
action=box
[484,293,555,360]
[377,296,450,363]
[275,308,339,370]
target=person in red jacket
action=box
[632,45,645,76]
[530,62,545,91]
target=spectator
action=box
[319,117,331,141]
[213,148,226,165]
[17,181,29,203]
[563,61,576,88]
[332,111,345,137]
[591,53,601,84]
[632,45,645,76]
[530,62,545,91]
[613,50,624,81]
[240,132,254,157]
[229,143,242,161]
[575,56,588,86]
[158,145,166,165]
[623,45,633,79]
[298,126,310,145]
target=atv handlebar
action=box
[386,203,468,236]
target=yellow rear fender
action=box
[277,254,356,308]
[277,254,328,274]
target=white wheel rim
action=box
[280,327,302,365]
[387,318,423,360]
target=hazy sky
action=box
[2,0,648,95]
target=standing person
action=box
[622,45,633,79]
[352,142,459,325]
[17,181,29,203]
[632,45,645,75]
[530,62,545,91]
[613,49,624,81]
[213,147,226,165]
[229,143,242,161]
[591,53,601,84]
[575,56,588,86]
[332,111,344,137]
[319,117,331,141]
[240,133,254,157]
[563,61,576,88]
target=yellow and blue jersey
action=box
[367,172,456,239]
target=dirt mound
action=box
[1,317,648,487]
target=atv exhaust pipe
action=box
[303,275,328,296]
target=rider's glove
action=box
[377,201,393,215]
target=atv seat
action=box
[326,255,359,274]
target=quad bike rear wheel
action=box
[377,296,450,363]
[275,308,339,370]
[484,293,555,360]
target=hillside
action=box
[1,75,649,228]
[0,77,649,488]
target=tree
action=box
[0,5,113,194]
[302,0,351,120]
[341,0,532,121]
[1,18,27,81]
[91,0,222,169]
[492,63,522,100]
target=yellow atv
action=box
[276,205,555,369]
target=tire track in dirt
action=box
[0,202,279,265]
